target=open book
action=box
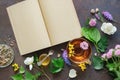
[7,0,81,55]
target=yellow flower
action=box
[68,49,74,57]
[68,44,74,49]
[12,63,19,71]
[78,63,86,71]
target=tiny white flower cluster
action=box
[101,22,117,35]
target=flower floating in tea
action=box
[80,41,89,50]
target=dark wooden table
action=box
[0,0,120,80]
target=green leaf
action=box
[11,73,23,80]
[49,57,64,74]
[25,71,41,80]
[34,72,42,80]
[89,28,101,43]
[34,54,39,63]
[25,71,34,80]
[85,18,90,26]
[52,58,64,68]
[82,27,91,41]
[19,66,25,74]
[114,78,120,80]
[97,36,108,52]
[82,27,101,43]
[106,63,115,71]
[92,55,104,70]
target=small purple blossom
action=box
[102,11,113,21]
[89,18,97,27]
[115,44,120,49]
[115,49,120,56]
[95,13,100,20]
[106,49,114,59]
[62,50,71,66]
[80,41,89,50]
[101,53,107,59]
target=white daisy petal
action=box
[29,64,33,71]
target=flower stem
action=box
[94,43,100,54]
[34,65,51,80]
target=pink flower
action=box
[80,41,89,50]
[114,49,120,56]
[101,53,107,59]
[115,44,120,49]
[106,49,114,59]
[89,18,97,27]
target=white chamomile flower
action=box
[24,56,34,70]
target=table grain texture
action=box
[0,0,120,80]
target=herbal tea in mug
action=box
[66,38,91,71]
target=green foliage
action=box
[106,62,120,80]
[97,36,108,52]
[25,71,41,80]
[82,27,101,44]
[11,73,23,80]
[34,54,39,63]
[11,66,41,80]
[19,66,25,74]
[85,18,90,26]
[92,55,104,70]
[49,57,64,74]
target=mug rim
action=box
[66,38,92,64]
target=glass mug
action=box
[66,38,91,71]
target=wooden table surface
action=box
[0,0,120,80]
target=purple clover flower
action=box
[115,49,120,56]
[101,53,107,59]
[62,50,71,66]
[102,11,113,21]
[115,44,120,49]
[106,49,114,59]
[95,13,100,20]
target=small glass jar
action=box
[0,44,14,68]
[39,53,50,66]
